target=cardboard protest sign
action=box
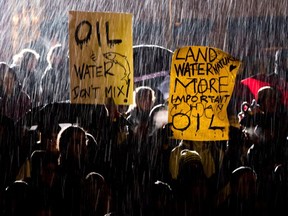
[69,11,133,105]
[168,46,241,141]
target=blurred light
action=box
[31,16,38,23]
[12,15,19,24]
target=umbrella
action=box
[17,101,107,132]
[133,44,174,104]
[240,48,288,108]
[240,72,288,107]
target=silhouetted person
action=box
[40,43,70,105]
[0,62,31,122]
[11,48,42,107]
[3,180,33,216]
[50,125,90,216]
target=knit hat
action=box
[179,149,202,166]
[178,149,205,185]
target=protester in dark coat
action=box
[40,43,70,105]
[11,48,42,107]
[0,62,31,122]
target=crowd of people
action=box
[0,40,288,216]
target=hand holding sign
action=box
[168,46,241,141]
[69,11,133,105]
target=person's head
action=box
[177,149,208,201]
[231,166,257,202]
[82,172,110,216]
[151,180,173,215]
[46,43,67,69]
[178,149,204,184]
[4,180,33,215]
[0,62,10,89]
[274,48,288,82]
[57,125,88,171]
[255,86,282,143]
[0,63,18,95]
[30,150,58,187]
[256,86,281,113]
[12,48,40,73]
[39,123,61,152]
[134,86,156,111]
[148,103,168,135]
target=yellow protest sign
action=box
[69,11,133,105]
[168,46,241,141]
